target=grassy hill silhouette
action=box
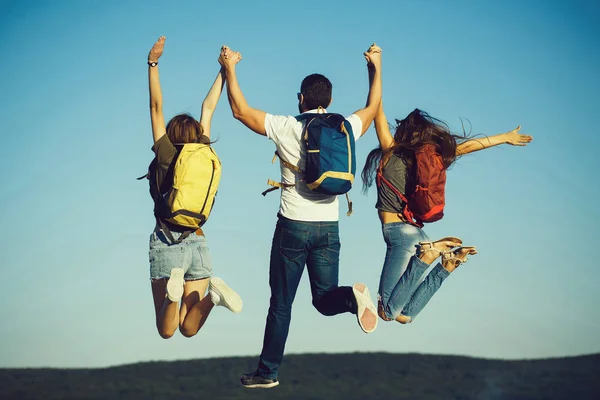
[1,352,599,399]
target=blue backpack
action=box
[298,113,356,195]
[263,112,356,214]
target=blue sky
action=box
[0,0,599,368]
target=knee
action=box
[268,306,292,321]
[312,298,334,316]
[179,325,199,338]
[313,301,328,316]
[158,328,176,339]
[269,299,292,316]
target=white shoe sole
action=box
[353,283,378,333]
[166,268,184,302]
[243,381,280,389]
[210,277,243,313]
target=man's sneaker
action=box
[166,268,185,302]
[352,283,378,333]
[209,277,243,313]
[240,372,279,389]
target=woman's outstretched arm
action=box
[148,36,166,144]
[456,125,533,156]
[199,67,228,140]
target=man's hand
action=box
[148,36,165,63]
[364,43,382,69]
[218,45,242,69]
[504,125,533,146]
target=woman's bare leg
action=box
[179,278,214,337]
[151,279,180,339]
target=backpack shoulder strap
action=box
[272,151,300,172]
[262,151,299,196]
[262,179,295,196]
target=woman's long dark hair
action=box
[362,108,465,192]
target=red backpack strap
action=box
[376,158,423,228]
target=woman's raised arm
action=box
[374,102,394,151]
[199,50,243,139]
[148,36,166,144]
[199,69,225,140]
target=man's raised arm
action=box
[353,43,383,136]
[219,46,267,136]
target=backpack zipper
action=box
[340,121,352,174]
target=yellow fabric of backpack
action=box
[165,143,221,229]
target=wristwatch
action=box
[147,61,158,67]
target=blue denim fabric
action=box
[149,229,212,280]
[256,215,356,379]
[378,222,449,320]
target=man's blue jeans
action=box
[256,215,356,379]
[378,222,450,321]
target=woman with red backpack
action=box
[361,105,532,324]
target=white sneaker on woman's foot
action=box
[166,268,185,302]
[209,277,243,313]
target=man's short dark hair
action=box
[300,74,332,110]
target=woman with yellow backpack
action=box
[145,36,242,339]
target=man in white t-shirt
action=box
[219,44,382,389]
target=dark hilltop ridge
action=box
[1,352,599,399]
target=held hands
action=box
[504,125,533,146]
[218,45,242,69]
[148,36,166,63]
[364,43,382,68]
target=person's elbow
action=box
[150,101,162,112]
[231,104,248,121]
[362,107,379,132]
[201,103,216,118]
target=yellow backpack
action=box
[141,143,221,244]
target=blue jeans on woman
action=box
[378,222,450,321]
[256,215,357,380]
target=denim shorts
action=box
[149,229,213,280]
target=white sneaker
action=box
[209,277,242,313]
[352,283,378,333]
[166,268,185,302]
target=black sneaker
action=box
[240,372,279,388]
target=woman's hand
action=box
[504,125,533,146]
[148,36,166,63]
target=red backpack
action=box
[376,144,446,228]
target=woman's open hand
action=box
[148,36,165,63]
[504,125,533,146]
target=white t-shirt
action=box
[265,109,363,222]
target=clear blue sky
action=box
[1,0,599,368]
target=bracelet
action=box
[147,61,158,67]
